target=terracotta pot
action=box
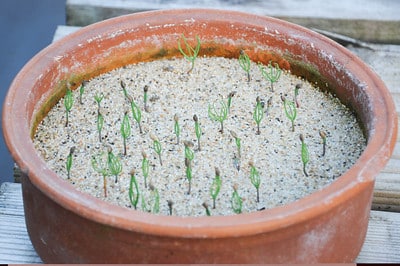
[2,9,397,263]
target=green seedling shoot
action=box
[282,95,297,132]
[210,167,222,209]
[231,184,243,214]
[238,49,251,82]
[227,91,236,113]
[141,194,149,212]
[174,114,180,145]
[319,130,327,156]
[300,134,310,177]
[143,85,149,112]
[294,83,302,108]
[193,114,202,151]
[91,152,109,197]
[66,147,75,179]
[183,140,195,162]
[177,34,201,74]
[107,146,122,183]
[79,80,88,105]
[141,150,150,188]
[249,161,261,203]
[208,100,228,133]
[259,62,282,92]
[253,96,264,135]
[129,169,140,210]
[149,184,160,214]
[185,157,193,195]
[230,130,241,158]
[120,80,128,99]
[167,200,174,215]
[96,110,104,142]
[120,110,131,156]
[150,133,163,166]
[202,202,211,216]
[94,93,104,110]
[64,84,73,127]
[127,95,143,134]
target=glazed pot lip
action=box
[3,8,397,238]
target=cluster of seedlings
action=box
[45,34,348,217]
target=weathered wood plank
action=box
[65,0,400,44]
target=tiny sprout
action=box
[183,140,195,161]
[177,34,201,74]
[238,49,251,82]
[66,146,75,179]
[230,130,241,158]
[120,80,128,98]
[259,62,282,92]
[253,96,264,135]
[120,110,131,156]
[129,169,140,210]
[249,161,261,203]
[210,167,222,209]
[91,152,108,197]
[294,83,302,108]
[319,130,327,156]
[127,95,143,134]
[143,85,149,112]
[193,114,202,151]
[107,146,122,183]
[79,80,88,105]
[167,200,174,215]
[202,202,211,216]
[231,184,243,214]
[174,114,180,145]
[185,157,192,195]
[149,184,160,214]
[227,91,236,113]
[141,150,149,188]
[282,95,297,132]
[208,100,228,133]
[96,110,104,142]
[64,84,73,127]
[300,134,310,177]
[150,133,163,166]
[265,97,273,117]
[94,93,104,110]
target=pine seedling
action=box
[174,114,180,145]
[143,85,149,112]
[227,91,236,113]
[120,80,128,99]
[96,110,104,142]
[177,34,201,74]
[167,200,174,215]
[208,100,229,133]
[150,133,163,166]
[127,95,143,134]
[129,169,140,210]
[91,152,109,197]
[64,84,73,127]
[265,97,273,117]
[202,202,211,216]
[300,134,310,177]
[231,184,243,214]
[107,146,122,183]
[253,96,264,135]
[210,167,222,209]
[319,130,327,156]
[94,93,104,111]
[66,146,75,179]
[294,83,302,108]
[79,80,88,105]
[193,114,202,151]
[259,62,282,92]
[238,49,251,82]
[120,110,131,156]
[282,95,297,132]
[183,140,195,161]
[149,184,160,214]
[249,161,261,203]
[185,157,193,195]
[230,130,241,158]
[141,150,150,188]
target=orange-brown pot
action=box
[2,9,397,263]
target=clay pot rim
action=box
[3,8,397,238]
